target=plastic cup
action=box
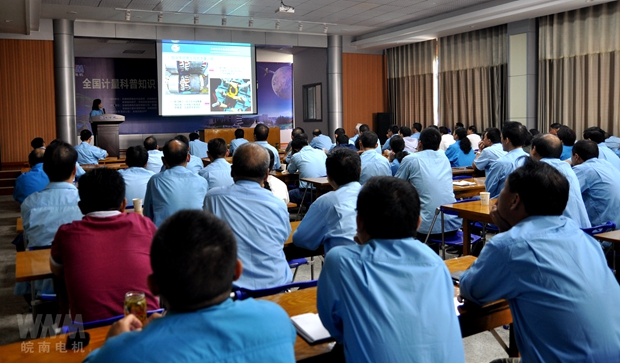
[480,192,490,206]
[133,198,143,215]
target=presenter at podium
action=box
[89,99,105,132]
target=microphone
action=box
[102,108,106,114]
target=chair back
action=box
[231,280,318,301]
[63,308,165,333]
[581,221,616,236]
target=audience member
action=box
[174,135,203,173]
[13,148,49,204]
[556,125,576,161]
[118,145,155,208]
[229,128,249,155]
[549,122,562,135]
[583,126,620,172]
[143,139,208,227]
[522,127,534,154]
[334,134,357,150]
[485,121,529,198]
[30,137,45,149]
[83,210,296,363]
[529,128,540,136]
[349,123,362,145]
[388,135,408,176]
[309,128,332,150]
[445,127,475,167]
[204,143,291,289]
[382,125,400,152]
[460,159,620,363]
[143,136,163,174]
[75,130,107,165]
[399,126,418,153]
[357,124,382,153]
[439,126,456,151]
[264,150,289,204]
[287,134,327,204]
[466,125,481,146]
[412,122,422,139]
[293,148,361,253]
[253,123,281,170]
[455,122,464,129]
[604,133,620,158]
[284,127,306,163]
[50,168,158,322]
[198,138,233,191]
[188,132,208,158]
[359,131,391,185]
[472,127,506,172]
[317,176,465,363]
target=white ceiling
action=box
[0,0,614,49]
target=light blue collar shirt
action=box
[75,142,107,165]
[186,155,204,174]
[605,136,620,158]
[597,142,620,172]
[412,131,421,139]
[540,158,590,228]
[572,158,620,227]
[143,166,208,227]
[560,145,573,161]
[118,167,155,207]
[13,163,49,204]
[198,158,234,191]
[146,150,163,174]
[359,150,391,185]
[460,216,620,363]
[309,134,333,150]
[485,148,528,198]
[381,135,393,152]
[189,139,208,158]
[293,181,361,253]
[395,149,461,234]
[317,237,465,363]
[229,138,249,155]
[255,141,281,170]
[473,142,506,171]
[204,180,292,289]
[287,146,327,189]
[445,140,475,167]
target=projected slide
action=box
[158,40,256,116]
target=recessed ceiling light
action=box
[67,11,77,14]
[5,20,12,23]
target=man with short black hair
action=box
[485,121,529,198]
[412,122,422,139]
[466,125,481,146]
[439,126,455,151]
[118,145,155,208]
[334,134,357,150]
[359,131,391,185]
[188,132,208,158]
[549,122,562,135]
[50,168,158,322]
[143,136,163,174]
[144,139,208,227]
[473,127,506,172]
[293,148,361,253]
[30,137,45,149]
[583,126,620,172]
[287,134,327,204]
[309,128,332,150]
[83,210,296,363]
[382,124,400,152]
[229,128,249,155]
[205,143,291,289]
[13,148,49,204]
[357,124,382,153]
[174,135,204,173]
[198,138,234,191]
[571,140,620,228]
[460,159,620,363]
[75,129,107,165]
[399,126,418,152]
[318,176,464,363]
[253,123,281,170]
[556,125,576,161]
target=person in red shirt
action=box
[50,168,158,323]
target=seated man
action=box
[485,121,529,198]
[333,134,357,151]
[395,128,461,238]
[204,143,291,289]
[188,132,208,158]
[439,126,455,151]
[265,150,289,204]
[229,128,249,155]
[382,125,400,152]
[460,159,620,363]
[359,131,391,185]
[399,126,418,153]
[571,140,620,228]
[143,136,163,174]
[144,139,208,227]
[75,129,107,165]
[529,134,590,228]
[83,210,296,363]
[293,148,361,253]
[583,126,620,172]
[317,176,465,363]
[253,123,281,170]
[284,127,305,163]
[412,122,422,139]
[309,128,333,150]
[549,122,562,135]
[198,138,234,191]
[466,125,481,146]
[349,123,362,146]
[175,135,203,174]
[13,148,49,204]
[287,134,327,204]
[31,137,45,149]
[472,127,506,172]
[118,145,155,208]
[557,125,576,161]
[357,124,381,153]
[50,168,159,322]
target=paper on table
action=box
[453,181,476,186]
[291,313,332,344]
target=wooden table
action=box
[453,177,486,200]
[593,230,620,244]
[81,164,128,171]
[274,171,298,185]
[299,177,333,198]
[16,217,23,233]
[285,221,301,246]
[441,200,493,256]
[452,167,476,176]
[15,249,53,282]
[98,157,125,165]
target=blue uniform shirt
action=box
[143,166,208,227]
[309,134,333,150]
[189,139,208,158]
[229,138,249,155]
[473,142,506,171]
[118,167,155,207]
[293,181,361,253]
[485,148,528,198]
[390,158,401,176]
[395,150,461,234]
[359,150,391,185]
[605,136,620,158]
[445,140,475,167]
[186,155,204,174]
[198,158,234,191]
[572,158,620,227]
[560,144,573,161]
[255,141,281,170]
[75,142,107,165]
[317,238,465,363]
[204,180,292,289]
[145,150,163,174]
[412,131,421,139]
[287,146,327,189]
[460,216,620,363]
[13,163,49,204]
[540,158,590,228]
[597,142,620,172]
[381,135,393,152]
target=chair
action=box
[424,198,482,259]
[62,309,165,333]
[452,175,473,180]
[288,258,310,281]
[231,280,318,301]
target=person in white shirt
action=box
[439,126,456,151]
[264,150,289,204]
[144,136,164,174]
[466,126,481,148]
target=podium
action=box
[90,114,125,158]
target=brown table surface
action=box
[452,167,475,176]
[441,199,494,256]
[285,221,301,246]
[299,177,333,198]
[16,217,23,233]
[593,230,620,243]
[453,177,486,200]
[15,249,52,283]
[81,164,128,170]
[0,255,514,362]
[98,157,126,165]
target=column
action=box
[53,19,77,143]
[507,19,537,130]
[327,35,343,137]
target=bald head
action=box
[232,143,270,183]
[28,148,45,167]
[531,133,563,160]
[163,139,189,167]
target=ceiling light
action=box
[194,16,199,25]
[157,13,163,22]
[67,11,77,14]
[222,17,227,26]
[276,0,295,14]
[298,22,303,31]
[249,18,254,28]
[5,20,12,23]
[275,20,280,29]
[125,10,131,21]
[323,25,328,34]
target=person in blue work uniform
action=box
[359,131,391,185]
[253,123,281,170]
[229,128,249,155]
[472,127,506,172]
[75,130,107,165]
[445,127,475,167]
[317,176,465,363]
[13,148,49,204]
[460,159,620,363]
[287,134,327,204]
[188,132,208,158]
[83,210,296,363]
[556,125,576,161]
[198,138,233,191]
[309,128,332,150]
[485,121,529,198]
[87,98,103,133]
[582,126,620,172]
[118,145,155,208]
[382,124,400,152]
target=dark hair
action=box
[266,149,275,171]
[360,131,378,149]
[292,127,305,136]
[43,140,77,182]
[232,143,269,182]
[312,129,322,136]
[455,127,472,153]
[390,135,409,163]
[399,126,412,137]
[334,128,346,137]
[556,126,576,146]
[522,126,533,147]
[28,148,45,167]
[336,134,349,145]
[484,127,501,143]
[572,140,599,161]
[413,123,422,132]
[506,158,568,216]
[583,127,606,144]
[291,134,309,150]
[529,128,540,136]
[439,126,450,135]
[234,129,245,138]
[144,136,158,151]
[468,125,477,134]
[78,168,125,213]
[253,124,269,141]
[189,132,200,141]
[125,145,148,167]
[427,125,438,130]
[207,138,227,158]
[151,210,237,311]
[419,127,441,151]
[455,122,464,128]
[390,125,400,134]
[174,135,189,146]
[326,148,361,186]
[80,129,93,141]
[531,134,562,159]
[501,121,526,147]
[31,137,44,149]
[549,123,562,131]
[163,139,189,167]
[359,124,370,133]
[357,176,421,238]
[91,99,101,111]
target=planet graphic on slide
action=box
[271,66,292,99]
